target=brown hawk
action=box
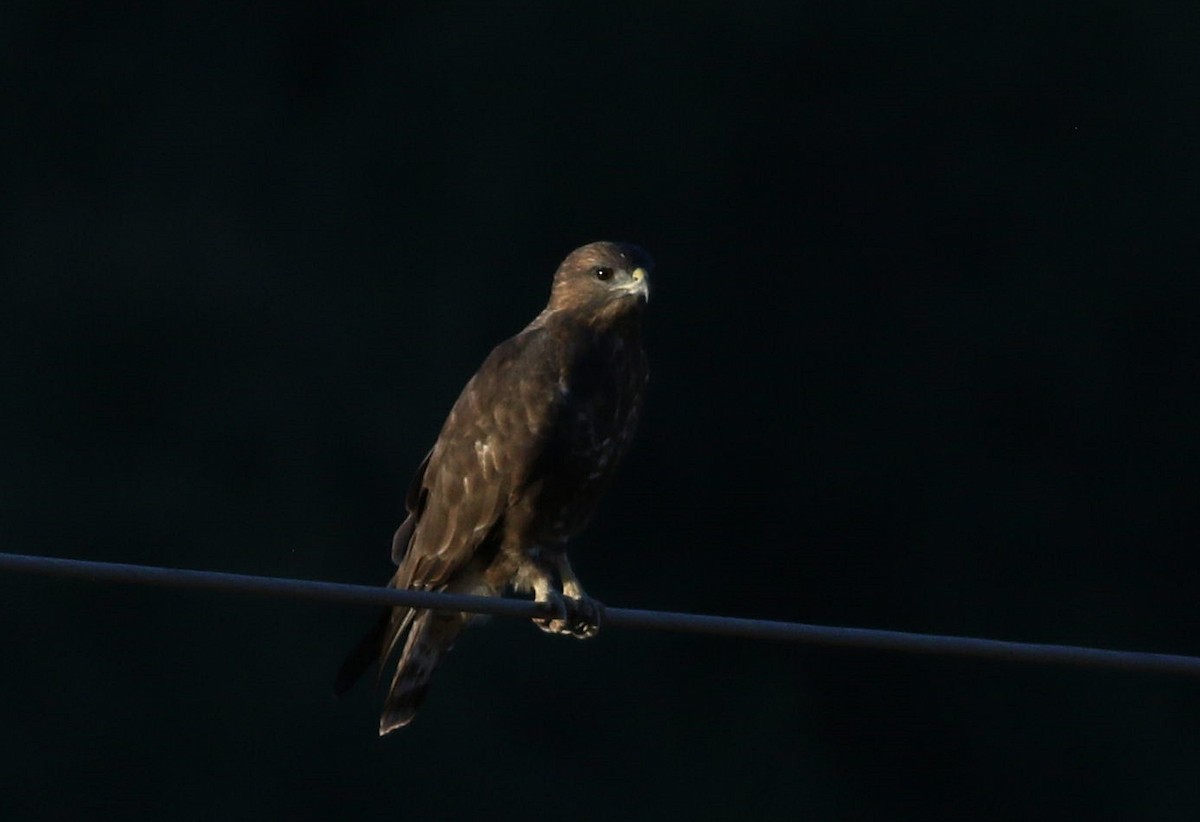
[335,241,652,734]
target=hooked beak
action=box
[628,267,650,303]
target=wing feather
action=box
[392,327,559,592]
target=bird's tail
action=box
[334,603,468,734]
[378,608,468,734]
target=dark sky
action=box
[3,3,1199,820]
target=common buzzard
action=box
[336,241,652,734]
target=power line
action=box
[2,550,1198,678]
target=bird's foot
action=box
[534,592,605,639]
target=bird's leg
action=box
[532,554,604,639]
[531,572,570,634]
[555,554,605,638]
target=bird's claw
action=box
[534,593,605,639]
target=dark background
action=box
[3,3,1199,819]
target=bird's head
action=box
[547,241,653,319]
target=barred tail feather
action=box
[334,603,417,697]
[379,610,467,735]
[335,602,465,733]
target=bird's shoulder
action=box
[391,324,571,576]
[451,323,566,417]
[419,323,570,486]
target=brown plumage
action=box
[335,241,652,734]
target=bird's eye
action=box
[593,267,614,282]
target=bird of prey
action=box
[336,241,652,734]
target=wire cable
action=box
[2,550,1198,678]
